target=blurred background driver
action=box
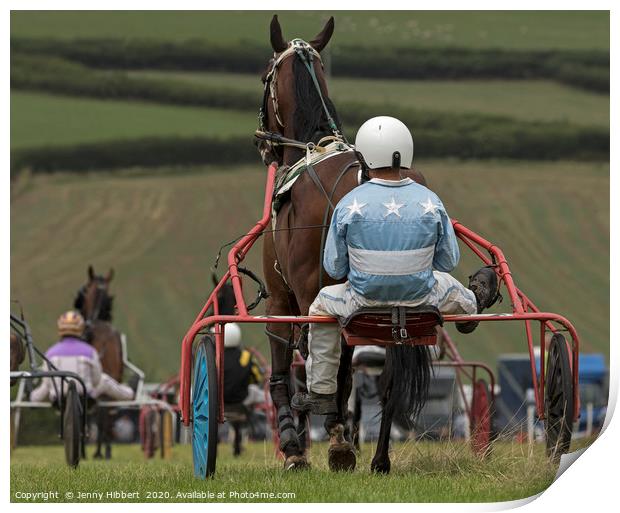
[223,323,265,408]
[30,310,134,402]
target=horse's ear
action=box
[88,265,95,281]
[106,268,115,282]
[270,14,288,53]
[211,271,219,287]
[309,16,334,53]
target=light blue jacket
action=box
[323,177,459,301]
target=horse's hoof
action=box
[283,454,310,471]
[328,444,356,471]
[328,424,356,472]
[93,453,103,460]
[370,459,391,475]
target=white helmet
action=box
[223,322,242,348]
[354,116,414,170]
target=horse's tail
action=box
[380,344,432,424]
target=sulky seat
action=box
[340,306,443,347]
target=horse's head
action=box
[74,265,115,323]
[256,14,342,166]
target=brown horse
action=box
[74,265,124,459]
[260,15,432,473]
[10,332,25,385]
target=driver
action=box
[30,310,134,403]
[292,116,500,415]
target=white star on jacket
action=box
[346,197,367,217]
[383,197,405,218]
[420,197,439,215]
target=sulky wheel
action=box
[470,378,493,457]
[192,335,219,478]
[545,333,574,461]
[63,381,82,468]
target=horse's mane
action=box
[293,55,342,144]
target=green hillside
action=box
[10,160,609,381]
[10,11,609,50]
[10,92,254,149]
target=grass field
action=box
[132,70,610,127]
[10,441,558,502]
[10,11,609,50]
[10,92,255,149]
[10,160,609,380]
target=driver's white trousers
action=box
[306,272,477,394]
[91,374,134,401]
[30,372,134,402]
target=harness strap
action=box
[316,159,360,290]
[305,162,336,210]
[293,42,340,136]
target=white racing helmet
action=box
[355,116,414,170]
[223,322,242,348]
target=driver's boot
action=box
[291,391,337,415]
[456,266,501,334]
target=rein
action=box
[292,41,340,137]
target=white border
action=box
[4,2,615,512]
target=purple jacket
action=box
[29,336,102,402]
[46,337,97,359]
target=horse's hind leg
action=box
[350,381,362,452]
[104,409,113,460]
[93,407,104,459]
[232,421,242,457]
[325,342,356,471]
[371,360,395,475]
[371,403,394,474]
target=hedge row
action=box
[11,54,260,110]
[11,117,609,176]
[11,54,609,165]
[10,136,258,175]
[11,37,609,93]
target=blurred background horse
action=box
[74,265,124,459]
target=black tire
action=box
[64,381,82,468]
[545,333,574,461]
[192,335,219,478]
